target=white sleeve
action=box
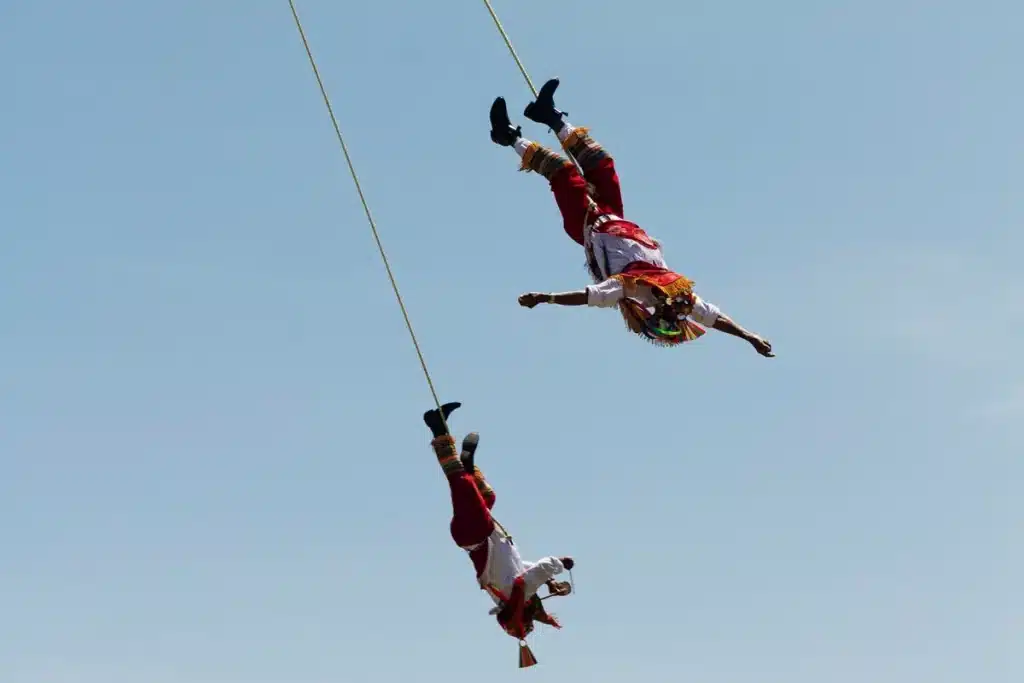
[689,294,721,326]
[585,278,625,308]
[519,556,566,598]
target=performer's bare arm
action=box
[518,291,586,307]
[713,314,774,357]
[519,288,774,357]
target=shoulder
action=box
[689,294,722,325]
[585,277,625,307]
[589,277,623,293]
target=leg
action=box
[474,469,496,510]
[518,138,590,246]
[424,403,496,575]
[490,97,589,245]
[524,79,625,217]
[460,432,495,509]
[431,435,496,548]
[560,126,624,218]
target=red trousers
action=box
[549,157,625,246]
[447,471,495,576]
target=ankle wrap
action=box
[519,142,575,180]
[431,435,464,476]
[561,126,609,172]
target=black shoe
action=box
[489,97,522,147]
[523,78,567,131]
[460,432,480,472]
[423,401,461,438]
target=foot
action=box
[489,97,522,147]
[460,432,480,472]
[523,78,567,131]
[423,401,462,437]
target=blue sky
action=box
[2,1,1021,681]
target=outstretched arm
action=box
[521,557,565,598]
[520,556,572,598]
[687,295,773,357]
[519,278,625,309]
[709,311,774,357]
[545,556,574,596]
[518,290,588,308]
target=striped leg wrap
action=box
[472,468,496,507]
[519,142,575,180]
[561,127,609,172]
[431,435,465,477]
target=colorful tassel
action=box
[518,641,538,668]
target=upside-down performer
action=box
[489,78,774,356]
[424,400,574,667]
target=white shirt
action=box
[587,221,668,281]
[476,528,566,608]
[582,217,720,326]
[585,277,722,327]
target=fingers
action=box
[518,293,541,308]
[751,337,774,357]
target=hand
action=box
[518,292,548,309]
[547,580,572,597]
[750,335,774,358]
[560,556,574,571]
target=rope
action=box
[482,0,586,172]
[481,0,593,228]
[285,0,451,433]
[286,1,518,539]
[481,0,539,98]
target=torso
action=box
[475,527,525,603]
[586,215,668,280]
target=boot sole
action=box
[461,432,480,470]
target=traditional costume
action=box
[424,401,571,667]
[490,79,734,347]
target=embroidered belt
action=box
[590,213,624,230]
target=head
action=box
[620,294,700,346]
[649,295,695,333]
[496,595,560,639]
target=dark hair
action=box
[497,595,560,638]
[496,605,534,637]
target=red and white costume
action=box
[515,123,722,338]
[433,435,565,639]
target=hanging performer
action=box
[488,78,774,356]
[424,400,573,667]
